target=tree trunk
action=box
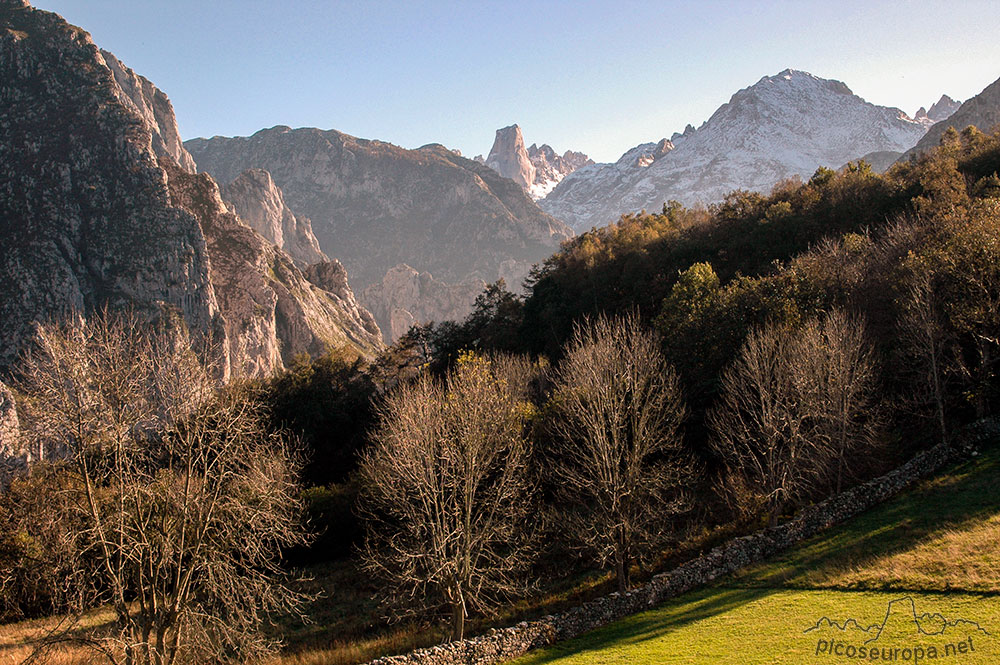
[614,527,630,592]
[450,593,466,642]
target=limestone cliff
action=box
[362,265,485,342]
[101,48,197,172]
[0,1,381,374]
[0,1,219,369]
[163,160,382,375]
[220,168,327,267]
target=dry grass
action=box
[821,512,1000,592]
[735,444,1000,594]
[0,608,114,665]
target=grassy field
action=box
[5,446,998,665]
[515,445,1000,665]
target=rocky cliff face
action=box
[485,124,535,191]
[362,265,485,342]
[101,48,197,173]
[0,2,219,369]
[163,160,382,375]
[915,94,962,125]
[0,1,381,374]
[185,128,572,341]
[540,69,929,231]
[483,124,593,200]
[220,168,327,267]
[904,77,1000,160]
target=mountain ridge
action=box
[185,126,573,342]
[539,68,929,231]
[0,1,381,373]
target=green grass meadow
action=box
[515,445,1000,665]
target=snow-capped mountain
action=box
[483,125,593,200]
[540,69,929,231]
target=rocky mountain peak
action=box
[220,168,327,267]
[484,125,593,200]
[541,69,928,231]
[485,124,535,191]
[927,94,961,121]
[903,76,1000,161]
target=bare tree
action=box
[358,353,538,642]
[709,310,882,523]
[547,314,690,593]
[899,273,949,444]
[709,321,817,524]
[14,311,311,665]
[795,310,883,493]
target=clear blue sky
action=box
[35,0,1000,163]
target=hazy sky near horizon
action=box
[36,0,1000,163]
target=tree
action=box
[547,314,691,592]
[14,312,310,665]
[358,353,537,642]
[708,321,817,523]
[898,269,951,444]
[794,310,883,493]
[709,310,882,522]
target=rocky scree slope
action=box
[185,129,573,340]
[540,69,929,231]
[0,1,380,374]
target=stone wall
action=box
[365,420,999,665]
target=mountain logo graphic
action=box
[805,596,991,644]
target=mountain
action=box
[163,160,381,376]
[362,265,485,342]
[484,124,593,200]
[539,69,928,231]
[185,129,573,341]
[485,125,536,192]
[220,168,327,267]
[904,76,1000,160]
[914,94,962,125]
[0,1,381,374]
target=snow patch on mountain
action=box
[540,69,929,231]
[484,125,593,200]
